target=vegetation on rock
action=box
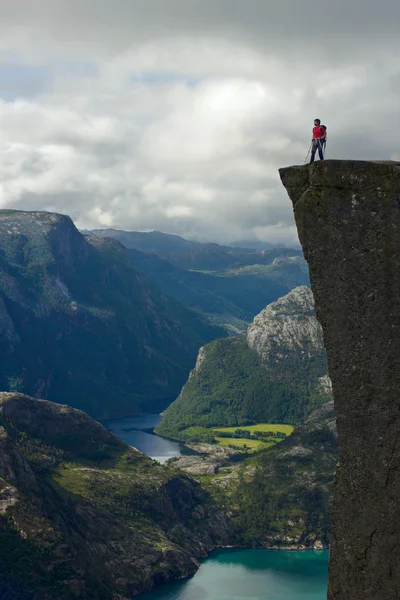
[157,287,331,440]
[86,228,309,333]
[177,401,338,550]
[0,210,224,418]
[0,392,231,600]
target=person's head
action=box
[314,119,321,126]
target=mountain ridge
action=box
[0,209,224,418]
[157,286,331,439]
[0,391,231,599]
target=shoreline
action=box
[133,545,329,598]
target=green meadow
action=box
[212,423,294,452]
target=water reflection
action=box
[140,549,328,600]
[105,413,184,463]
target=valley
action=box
[157,286,331,441]
[87,229,309,333]
[212,422,294,451]
[0,211,336,599]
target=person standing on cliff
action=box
[310,119,327,163]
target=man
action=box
[310,119,326,163]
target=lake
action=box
[140,548,329,600]
[105,413,184,463]
[106,416,329,600]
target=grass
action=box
[214,437,272,451]
[213,423,294,435]
[212,423,294,452]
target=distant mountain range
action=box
[86,229,309,333]
[157,287,331,440]
[0,210,223,418]
[81,229,277,268]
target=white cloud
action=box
[0,1,399,245]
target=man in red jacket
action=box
[310,119,326,163]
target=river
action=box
[104,413,184,463]
[106,415,329,599]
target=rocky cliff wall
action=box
[280,160,400,600]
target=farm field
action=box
[214,437,272,451]
[213,423,294,435]
[212,423,294,452]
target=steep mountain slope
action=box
[0,210,223,418]
[0,392,230,600]
[209,400,338,548]
[157,287,331,439]
[127,248,309,333]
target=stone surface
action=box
[168,443,241,476]
[247,285,324,362]
[280,160,400,600]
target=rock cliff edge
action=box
[280,160,400,600]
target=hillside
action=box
[0,210,224,418]
[86,229,309,333]
[0,392,230,600]
[201,400,338,549]
[157,286,331,440]
[127,248,309,332]
[83,228,273,270]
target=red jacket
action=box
[313,125,326,139]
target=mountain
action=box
[0,392,230,600]
[82,229,249,269]
[84,228,302,271]
[126,248,309,333]
[204,400,338,549]
[0,210,224,418]
[157,286,331,440]
[85,229,309,333]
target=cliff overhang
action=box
[280,160,400,600]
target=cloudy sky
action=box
[1,1,399,246]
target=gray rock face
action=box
[280,160,400,600]
[168,444,240,476]
[247,286,324,363]
[0,299,19,345]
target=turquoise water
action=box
[107,420,329,599]
[141,549,328,600]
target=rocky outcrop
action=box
[247,286,324,362]
[168,443,241,476]
[159,287,331,437]
[0,393,231,600]
[280,160,400,600]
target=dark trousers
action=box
[310,139,325,162]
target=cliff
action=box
[0,210,223,418]
[0,392,230,599]
[158,286,330,440]
[280,160,400,600]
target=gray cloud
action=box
[0,0,399,246]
